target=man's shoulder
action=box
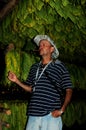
[52,59,68,72]
[54,59,66,67]
[31,62,39,68]
[54,59,61,64]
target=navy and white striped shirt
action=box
[25,59,73,116]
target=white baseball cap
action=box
[34,35,59,59]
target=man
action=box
[8,35,73,130]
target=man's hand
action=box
[7,71,17,83]
[51,109,63,117]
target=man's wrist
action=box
[59,110,64,115]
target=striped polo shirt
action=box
[25,59,73,116]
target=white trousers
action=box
[26,113,62,130]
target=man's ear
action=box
[51,46,54,53]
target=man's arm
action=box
[61,88,73,113]
[51,88,73,117]
[7,71,32,92]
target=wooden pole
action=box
[0,0,19,19]
[0,120,2,130]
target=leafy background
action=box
[0,0,86,129]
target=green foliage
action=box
[20,51,36,81]
[1,101,27,130]
[66,64,86,90]
[1,49,38,86]
[62,100,86,127]
[0,0,86,48]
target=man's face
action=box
[39,40,54,57]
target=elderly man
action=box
[8,35,73,130]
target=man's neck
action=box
[41,57,53,65]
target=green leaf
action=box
[62,0,69,6]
